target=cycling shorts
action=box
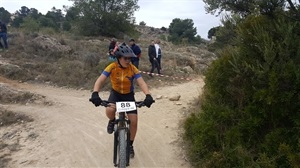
[108,89,137,114]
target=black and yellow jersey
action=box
[102,62,141,94]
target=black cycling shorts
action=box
[108,89,137,114]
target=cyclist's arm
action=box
[136,77,151,95]
[93,74,107,92]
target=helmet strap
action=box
[117,58,126,69]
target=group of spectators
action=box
[108,38,162,77]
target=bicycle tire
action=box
[118,129,127,168]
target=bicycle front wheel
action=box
[118,129,127,168]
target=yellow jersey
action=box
[102,62,141,94]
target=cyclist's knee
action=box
[106,107,116,118]
[127,115,137,127]
[130,119,137,127]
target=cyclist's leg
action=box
[106,106,115,120]
[127,113,137,158]
[107,90,118,120]
[106,90,119,134]
[127,114,137,142]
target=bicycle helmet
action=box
[114,43,136,59]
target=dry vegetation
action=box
[0,27,216,167]
[0,28,215,91]
[0,107,34,168]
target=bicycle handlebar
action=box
[89,99,155,108]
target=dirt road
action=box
[1,77,204,167]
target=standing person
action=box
[148,40,160,77]
[90,44,154,158]
[154,39,162,71]
[0,20,8,50]
[129,39,141,68]
[108,38,117,60]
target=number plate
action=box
[116,102,137,113]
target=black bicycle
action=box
[96,100,151,168]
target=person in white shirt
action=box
[154,39,162,71]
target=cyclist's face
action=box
[119,56,131,67]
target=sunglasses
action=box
[122,57,131,60]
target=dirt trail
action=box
[1,77,204,168]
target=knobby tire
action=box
[118,129,127,168]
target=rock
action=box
[176,102,182,105]
[32,35,72,53]
[182,66,194,73]
[169,95,181,101]
[156,95,163,99]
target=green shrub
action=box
[184,14,300,167]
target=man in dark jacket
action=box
[0,20,8,50]
[148,40,160,77]
[129,39,141,68]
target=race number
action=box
[116,102,136,113]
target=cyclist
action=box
[90,43,154,158]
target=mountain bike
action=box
[95,100,151,168]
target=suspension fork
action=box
[113,120,118,166]
[126,119,131,166]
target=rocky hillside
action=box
[0,27,216,89]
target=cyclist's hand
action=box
[144,94,154,108]
[90,92,102,107]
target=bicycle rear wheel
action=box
[118,129,127,168]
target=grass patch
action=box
[0,84,41,104]
[0,108,33,127]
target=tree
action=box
[20,16,39,33]
[69,0,139,36]
[38,16,57,29]
[203,0,300,17]
[28,8,41,20]
[160,26,167,31]
[0,7,11,23]
[139,21,146,26]
[168,18,198,44]
[207,26,220,39]
[45,7,65,30]
[11,6,31,28]
[18,6,31,17]
[62,21,72,31]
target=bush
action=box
[139,21,146,26]
[184,14,300,167]
[0,108,33,126]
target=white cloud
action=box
[1,0,221,39]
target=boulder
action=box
[169,95,181,101]
[32,35,72,53]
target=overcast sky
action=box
[1,0,222,39]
